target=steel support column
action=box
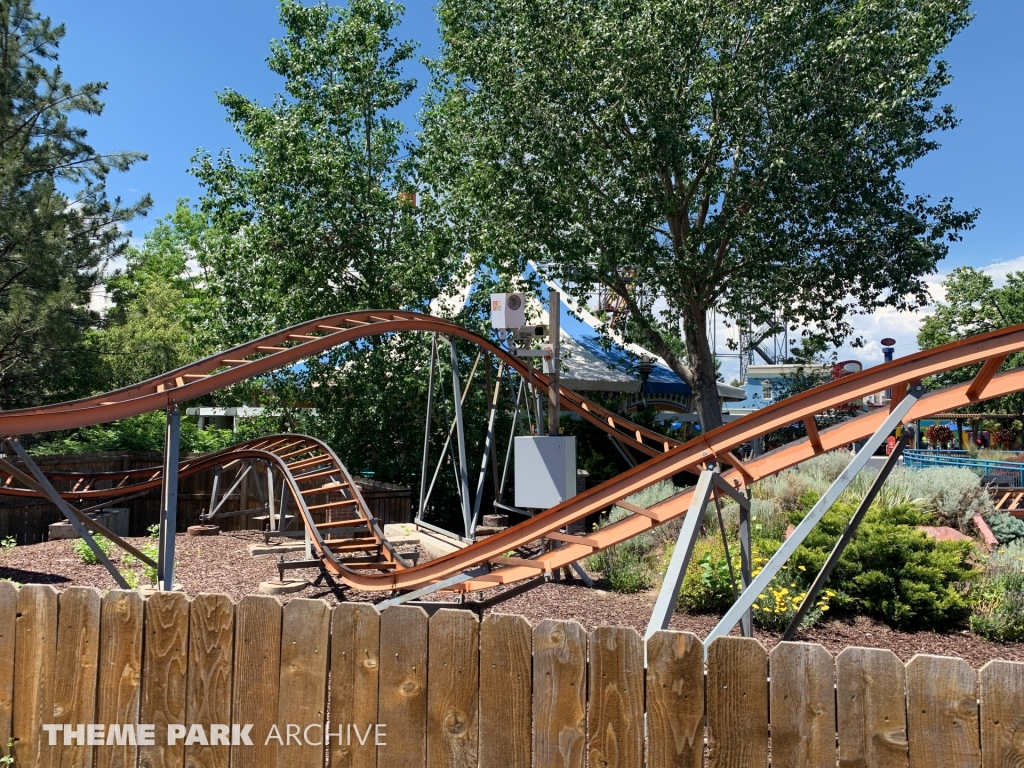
[448,338,473,538]
[471,362,504,534]
[645,470,715,642]
[418,333,437,517]
[158,405,181,591]
[547,288,560,436]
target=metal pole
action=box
[3,440,131,589]
[158,405,181,592]
[418,333,437,517]
[548,288,560,436]
[782,434,908,640]
[737,488,754,637]
[498,378,525,506]
[448,338,473,537]
[645,470,715,642]
[267,464,277,531]
[704,383,923,648]
[471,362,504,533]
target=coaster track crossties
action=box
[0,311,1020,593]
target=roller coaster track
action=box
[2,311,1023,593]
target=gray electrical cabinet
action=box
[514,436,577,509]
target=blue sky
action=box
[36,0,1024,376]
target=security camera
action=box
[511,325,547,340]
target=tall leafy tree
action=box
[192,0,453,343]
[192,0,463,485]
[421,0,978,430]
[917,266,1024,416]
[100,200,211,389]
[0,0,150,408]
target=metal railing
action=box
[904,449,1024,484]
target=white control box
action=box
[490,292,526,329]
[514,436,577,509]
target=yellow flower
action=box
[821,606,829,611]
[798,565,806,571]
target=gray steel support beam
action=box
[704,383,924,649]
[782,433,908,640]
[548,288,560,436]
[158,405,181,591]
[375,567,488,610]
[644,470,715,642]
[3,439,131,589]
[497,378,524,506]
[418,333,437,518]
[448,338,473,538]
[471,363,504,533]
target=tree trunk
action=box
[682,301,723,432]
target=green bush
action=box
[786,497,978,630]
[889,466,995,531]
[971,543,1024,642]
[122,524,161,586]
[73,535,112,565]
[675,537,737,613]
[31,412,245,456]
[585,481,680,593]
[984,512,1024,546]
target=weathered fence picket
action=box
[3,586,1024,768]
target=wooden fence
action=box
[2,582,1022,768]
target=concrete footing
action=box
[139,583,184,597]
[259,579,307,595]
[248,542,306,557]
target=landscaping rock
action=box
[187,524,220,536]
[482,514,509,528]
[916,525,973,543]
[48,521,78,540]
[248,542,305,557]
[971,514,999,552]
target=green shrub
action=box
[886,465,994,531]
[786,497,978,630]
[984,512,1024,546]
[675,537,738,614]
[750,561,835,632]
[73,535,112,565]
[122,524,161,586]
[971,543,1024,642]
[31,411,245,456]
[585,483,681,593]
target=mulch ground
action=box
[3,530,1021,669]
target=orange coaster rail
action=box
[2,312,1022,593]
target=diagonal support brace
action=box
[782,432,909,640]
[703,383,924,650]
[3,438,131,589]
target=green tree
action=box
[99,201,212,389]
[192,0,454,343]
[917,266,1024,416]
[0,0,150,408]
[421,0,978,430]
[191,0,465,487]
